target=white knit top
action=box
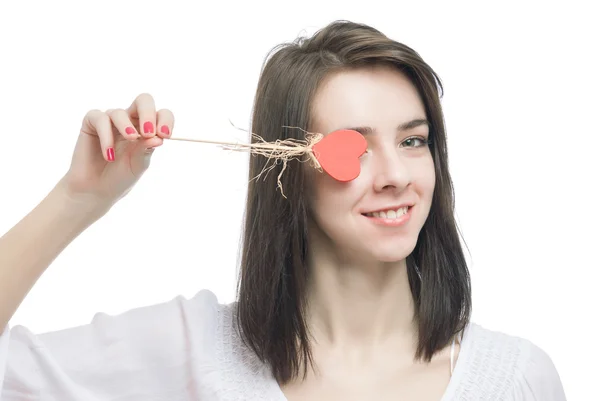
[0,289,567,400]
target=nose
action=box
[372,147,411,193]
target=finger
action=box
[127,93,157,138]
[106,108,140,141]
[156,108,174,138]
[82,109,115,162]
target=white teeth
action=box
[397,207,408,216]
[367,206,409,218]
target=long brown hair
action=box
[235,20,471,385]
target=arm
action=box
[0,93,182,399]
[0,180,220,399]
[0,180,106,330]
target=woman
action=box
[0,20,566,400]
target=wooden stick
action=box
[166,136,246,146]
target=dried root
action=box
[168,122,324,198]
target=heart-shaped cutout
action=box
[311,129,367,181]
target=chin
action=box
[370,250,413,264]
[366,237,418,263]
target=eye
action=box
[400,136,430,148]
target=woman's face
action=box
[307,64,436,263]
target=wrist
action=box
[48,178,112,226]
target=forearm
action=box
[0,182,105,329]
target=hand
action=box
[57,93,173,211]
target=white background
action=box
[1,1,597,399]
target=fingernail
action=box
[125,126,136,135]
[143,122,154,134]
[160,125,170,135]
[107,147,115,161]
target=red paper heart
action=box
[311,129,367,181]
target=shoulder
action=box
[177,291,268,370]
[194,293,282,397]
[454,322,567,400]
[7,288,224,364]
[1,289,275,399]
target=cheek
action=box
[414,158,436,201]
[309,170,366,216]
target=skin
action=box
[280,65,460,400]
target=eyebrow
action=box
[343,118,430,135]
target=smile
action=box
[364,206,409,218]
[361,206,412,227]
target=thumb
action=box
[130,136,163,174]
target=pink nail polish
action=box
[160,125,170,135]
[107,147,115,161]
[125,127,136,135]
[143,122,154,134]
